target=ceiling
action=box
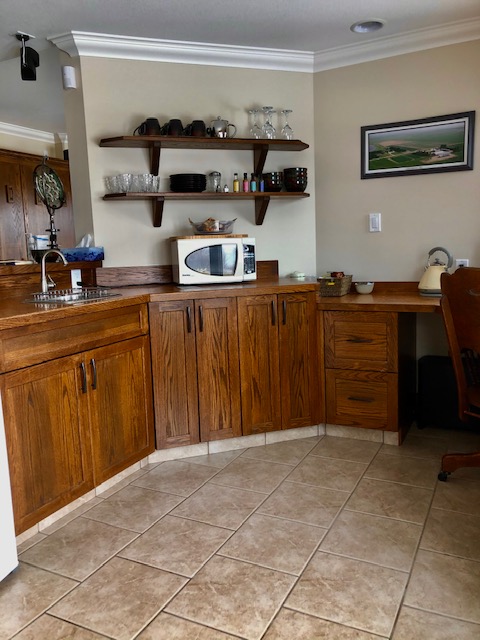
[1,0,480,134]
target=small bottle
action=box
[233,173,240,192]
[223,184,229,192]
[259,176,265,192]
[243,172,249,192]
[250,173,257,192]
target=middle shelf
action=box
[103,191,310,226]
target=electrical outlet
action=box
[369,213,381,232]
[455,259,469,268]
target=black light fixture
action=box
[16,32,39,81]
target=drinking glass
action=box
[261,106,276,139]
[280,109,294,140]
[248,109,262,139]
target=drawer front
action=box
[0,303,148,372]
[324,311,398,371]
[326,369,398,430]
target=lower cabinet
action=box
[1,334,154,534]
[149,298,241,448]
[238,291,319,434]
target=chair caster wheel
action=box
[438,471,449,482]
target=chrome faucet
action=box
[41,249,68,293]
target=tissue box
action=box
[61,247,104,262]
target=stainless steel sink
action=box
[24,288,121,305]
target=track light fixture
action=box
[16,32,39,81]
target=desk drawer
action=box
[326,369,398,430]
[0,304,148,372]
[324,311,398,371]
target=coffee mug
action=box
[133,117,161,136]
[184,120,207,137]
[161,119,184,136]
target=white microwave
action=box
[171,236,256,284]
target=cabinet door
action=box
[195,297,241,441]
[0,159,27,260]
[238,294,281,434]
[86,336,154,485]
[278,292,320,429]
[1,356,93,534]
[149,300,200,449]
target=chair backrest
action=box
[441,267,480,421]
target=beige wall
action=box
[0,134,58,157]
[74,58,316,275]
[313,40,480,283]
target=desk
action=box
[317,283,440,443]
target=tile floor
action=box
[1,424,480,639]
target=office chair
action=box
[438,266,480,481]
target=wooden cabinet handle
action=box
[347,337,373,344]
[186,305,192,333]
[282,299,287,325]
[199,305,204,332]
[348,396,374,403]
[271,300,277,326]
[90,358,97,390]
[80,362,87,393]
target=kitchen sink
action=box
[24,288,121,305]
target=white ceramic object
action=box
[354,281,374,294]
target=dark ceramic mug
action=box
[133,117,161,136]
[183,120,207,137]
[161,119,184,136]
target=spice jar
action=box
[208,171,222,192]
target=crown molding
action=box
[314,17,480,71]
[0,122,58,144]
[49,18,480,74]
[48,32,314,73]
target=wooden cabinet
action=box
[0,304,154,534]
[149,297,241,448]
[238,291,319,435]
[323,310,415,437]
[0,149,74,261]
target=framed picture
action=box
[361,111,475,179]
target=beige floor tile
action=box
[133,459,219,496]
[286,551,408,637]
[365,453,439,488]
[405,549,480,623]
[170,482,266,529]
[288,455,367,492]
[257,480,348,527]
[392,606,480,639]
[165,555,296,640]
[19,517,137,581]
[0,563,76,640]
[13,614,107,639]
[185,449,245,468]
[16,532,48,554]
[39,497,104,535]
[137,612,238,639]
[420,507,480,561]
[309,436,381,463]
[264,608,386,639]
[218,513,325,575]
[95,467,149,498]
[320,510,422,571]
[82,485,183,532]
[380,434,449,460]
[240,438,317,465]
[432,477,480,516]
[345,477,433,523]
[210,457,293,493]
[119,515,232,577]
[49,557,187,640]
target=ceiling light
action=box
[16,32,39,81]
[350,20,385,34]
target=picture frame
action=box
[361,111,475,179]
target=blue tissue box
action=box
[62,247,104,262]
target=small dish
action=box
[354,281,374,294]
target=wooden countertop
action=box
[0,279,439,330]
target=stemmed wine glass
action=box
[280,109,294,140]
[248,109,262,139]
[261,106,276,139]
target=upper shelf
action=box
[99,135,309,176]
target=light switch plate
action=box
[369,212,381,232]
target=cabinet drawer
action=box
[326,369,398,430]
[324,311,398,371]
[0,303,148,372]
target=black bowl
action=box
[284,177,308,192]
[262,172,283,192]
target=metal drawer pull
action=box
[90,358,97,390]
[348,396,374,403]
[186,305,192,333]
[199,305,204,332]
[80,362,87,393]
[282,299,287,325]
[271,300,277,326]
[5,186,13,203]
[347,337,373,343]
